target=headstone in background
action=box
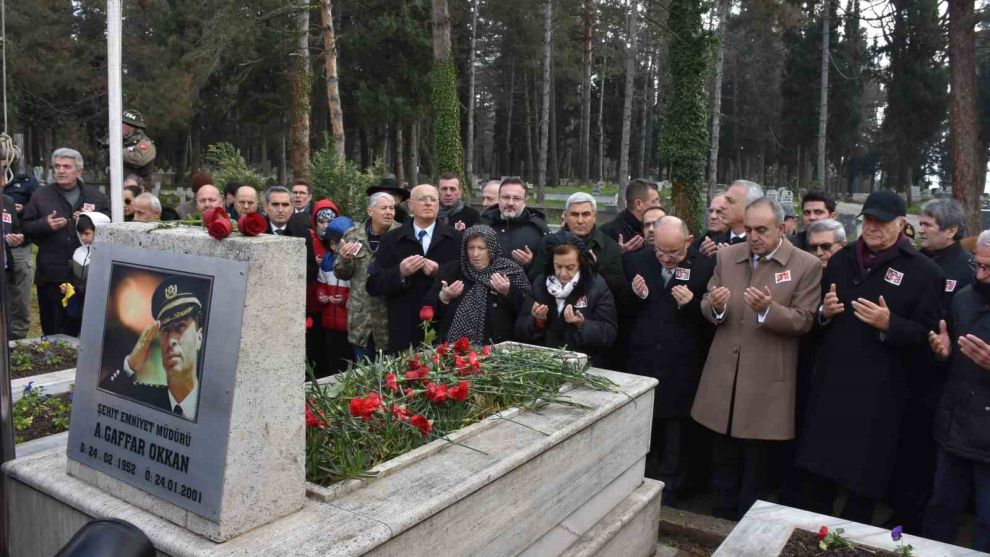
[766,188,779,202]
[592,182,603,196]
[63,224,306,542]
[779,189,793,204]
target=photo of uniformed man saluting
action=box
[100,274,207,421]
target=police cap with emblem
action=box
[122,108,147,129]
[151,276,205,328]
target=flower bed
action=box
[10,337,77,378]
[14,385,71,444]
[781,528,899,556]
[305,318,616,485]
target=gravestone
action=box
[766,188,779,202]
[61,223,306,542]
[778,189,793,204]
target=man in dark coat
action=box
[478,178,548,276]
[21,148,109,335]
[603,178,661,255]
[626,216,715,504]
[437,173,479,231]
[884,197,975,532]
[692,194,730,257]
[797,191,944,524]
[367,177,410,224]
[367,184,461,353]
[923,231,990,551]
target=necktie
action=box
[729,234,745,245]
[417,229,428,254]
[173,404,183,416]
[752,255,762,270]
[662,268,673,287]
[275,228,284,236]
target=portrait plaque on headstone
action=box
[67,244,247,521]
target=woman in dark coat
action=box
[515,231,617,366]
[427,225,531,345]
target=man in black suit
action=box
[263,185,293,235]
[367,184,461,353]
[101,276,206,421]
[626,216,715,503]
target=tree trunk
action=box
[524,73,535,184]
[289,1,311,180]
[395,124,406,186]
[465,0,480,188]
[321,0,345,157]
[635,52,652,179]
[597,60,606,183]
[407,121,419,185]
[537,0,553,201]
[504,65,515,176]
[431,0,464,176]
[579,0,594,181]
[617,0,639,210]
[550,77,560,187]
[707,0,730,189]
[948,0,981,235]
[817,0,831,186]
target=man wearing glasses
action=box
[367,184,461,353]
[478,177,548,275]
[804,219,847,268]
[291,179,313,214]
[625,215,715,505]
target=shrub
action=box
[204,143,267,190]
[309,135,385,219]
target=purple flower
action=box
[891,525,903,541]
[22,381,33,395]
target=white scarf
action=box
[546,271,580,315]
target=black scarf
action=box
[438,199,465,226]
[447,225,532,344]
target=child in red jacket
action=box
[317,216,353,375]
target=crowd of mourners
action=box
[6,146,990,550]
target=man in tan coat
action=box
[692,196,822,520]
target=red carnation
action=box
[410,414,432,437]
[305,402,327,429]
[238,212,268,237]
[348,392,382,421]
[305,316,314,330]
[449,380,471,401]
[407,355,422,370]
[203,207,230,227]
[818,526,829,541]
[425,382,449,404]
[403,387,414,397]
[436,342,450,358]
[481,345,492,356]
[454,337,471,355]
[391,403,410,422]
[405,366,430,382]
[207,217,233,240]
[385,373,399,392]
[419,305,434,322]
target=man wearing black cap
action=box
[367,176,410,224]
[795,190,944,526]
[121,108,156,178]
[102,276,205,421]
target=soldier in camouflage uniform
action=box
[121,108,157,178]
[334,192,400,359]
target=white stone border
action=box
[714,500,988,556]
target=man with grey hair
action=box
[804,219,847,268]
[693,195,821,520]
[480,180,501,210]
[22,148,109,335]
[625,215,715,500]
[708,180,764,254]
[262,185,293,235]
[920,198,972,308]
[132,193,162,222]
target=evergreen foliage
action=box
[432,60,465,179]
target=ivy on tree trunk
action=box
[660,0,712,235]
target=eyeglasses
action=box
[643,220,659,229]
[970,259,990,273]
[414,195,438,203]
[809,242,834,253]
[500,195,525,203]
[656,246,687,258]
